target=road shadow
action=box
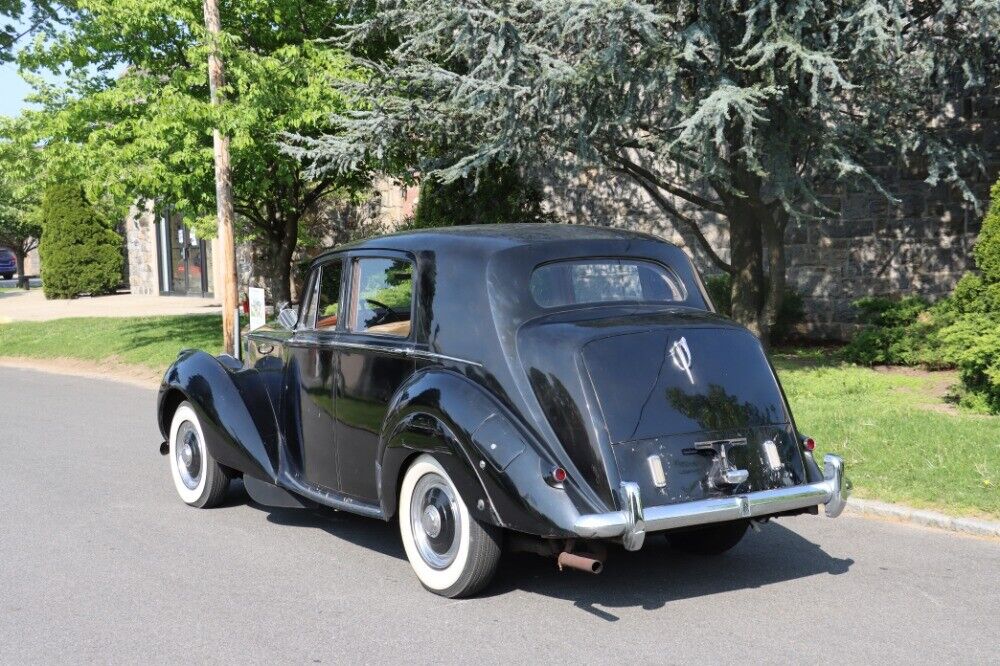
[488,521,853,620]
[257,498,407,561]
[244,491,852,616]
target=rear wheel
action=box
[398,454,501,598]
[665,519,749,555]
[168,402,230,508]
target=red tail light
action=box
[803,437,816,452]
[549,466,567,485]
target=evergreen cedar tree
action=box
[39,184,123,299]
[289,0,1000,344]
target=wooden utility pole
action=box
[203,0,239,356]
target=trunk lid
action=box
[518,309,807,506]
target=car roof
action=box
[311,223,671,265]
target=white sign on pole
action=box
[248,286,266,331]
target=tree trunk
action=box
[762,207,787,341]
[728,201,768,342]
[260,218,297,306]
[13,248,28,290]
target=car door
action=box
[286,257,345,492]
[333,253,417,501]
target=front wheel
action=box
[398,454,502,598]
[168,401,230,508]
[665,519,749,555]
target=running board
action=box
[276,470,386,520]
[244,475,318,509]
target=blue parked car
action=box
[0,248,16,280]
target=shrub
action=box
[973,180,1000,282]
[40,184,123,299]
[703,273,804,344]
[841,296,956,367]
[949,273,1000,315]
[939,314,1000,412]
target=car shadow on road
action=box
[253,494,853,618]
[256,500,408,561]
[489,522,854,620]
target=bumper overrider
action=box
[574,454,850,551]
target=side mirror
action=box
[277,306,298,331]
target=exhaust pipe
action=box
[557,551,603,574]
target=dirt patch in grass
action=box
[871,365,963,415]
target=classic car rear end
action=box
[515,256,848,552]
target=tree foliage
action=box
[15,0,371,301]
[291,0,1000,342]
[0,0,60,62]
[411,163,548,228]
[0,116,44,288]
[39,183,123,298]
[973,180,1000,283]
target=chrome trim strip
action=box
[574,454,850,542]
[287,338,483,367]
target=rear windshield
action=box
[530,259,687,308]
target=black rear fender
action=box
[158,350,280,482]
[379,369,597,538]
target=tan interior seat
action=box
[365,320,411,336]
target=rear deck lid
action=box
[583,327,788,443]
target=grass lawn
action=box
[774,349,998,519]
[0,315,995,518]
[0,315,223,371]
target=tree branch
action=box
[612,154,728,215]
[611,166,734,275]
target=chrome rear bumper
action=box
[574,453,849,551]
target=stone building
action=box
[123,181,419,299]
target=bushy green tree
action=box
[292,0,999,343]
[972,181,1000,283]
[411,164,548,229]
[16,0,371,302]
[0,118,43,289]
[39,184,123,298]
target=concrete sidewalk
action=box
[0,288,221,322]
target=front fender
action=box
[378,369,604,538]
[157,350,280,482]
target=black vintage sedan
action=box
[157,224,849,597]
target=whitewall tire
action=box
[398,454,502,598]
[168,402,230,508]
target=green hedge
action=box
[39,184,123,299]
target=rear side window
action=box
[530,259,687,308]
[349,257,413,337]
[315,261,343,330]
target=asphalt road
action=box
[1,367,998,665]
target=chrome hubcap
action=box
[175,421,202,490]
[421,505,442,538]
[410,473,460,570]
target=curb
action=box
[845,497,1000,538]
